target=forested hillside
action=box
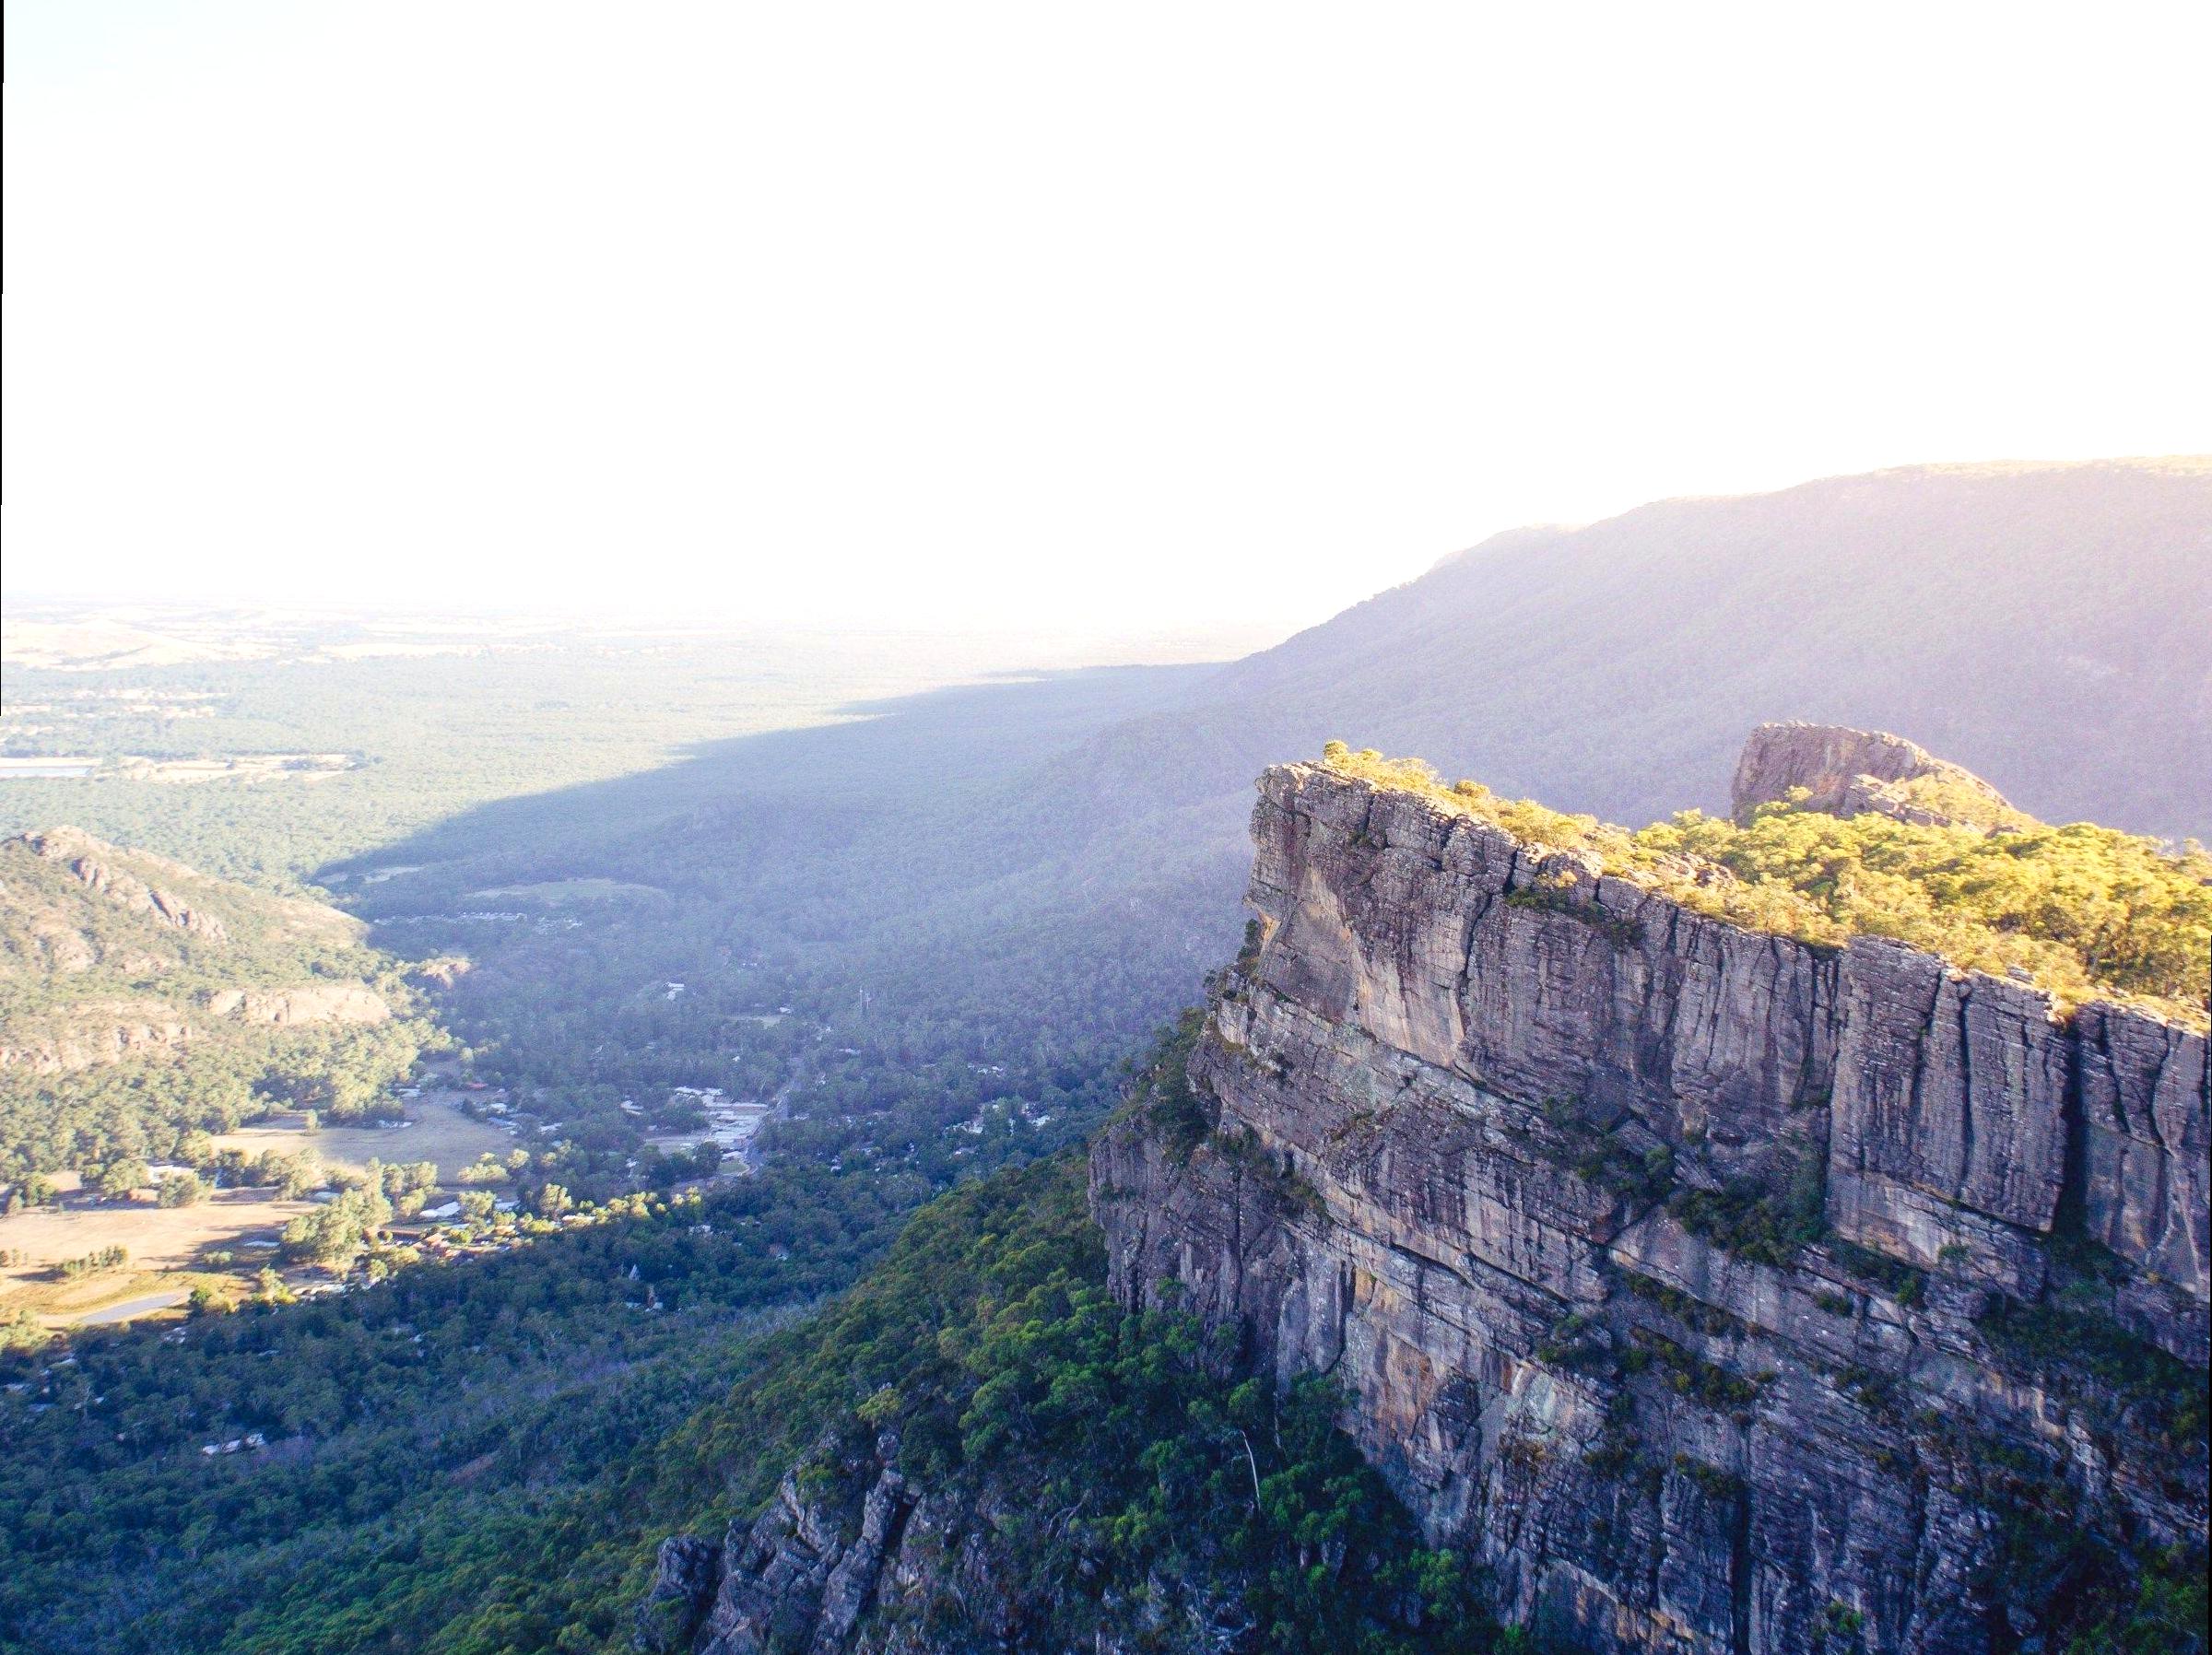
[0,828,430,1180]
[0,1157,914,1652]
[325,459,2212,1183]
[0,1027,1500,1655]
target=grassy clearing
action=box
[459,877,666,906]
[214,1096,516,1185]
[2,1097,519,1325]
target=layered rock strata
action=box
[1093,761,2208,1655]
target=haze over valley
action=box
[6,453,2209,1653]
[6,4,2209,1650]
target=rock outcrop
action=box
[0,998,198,1074]
[0,826,390,1073]
[641,1425,1277,1655]
[1093,759,2208,1655]
[18,827,235,942]
[1,826,361,974]
[0,983,392,1074]
[204,983,391,1026]
[683,1443,915,1655]
[1730,722,2024,829]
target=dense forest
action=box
[1,623,1241,1202]
[0,1021,1489,1655]
[0,1155,916,1652]
[1,622,1207,891]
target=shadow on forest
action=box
[315,650,1273,1068]
[324,657,1235,897]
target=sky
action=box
[6,2,2209,637]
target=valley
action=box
[0,464,2205,1655]
[11,3,2205,1643]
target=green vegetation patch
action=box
[1119,1004,1212,1161]
[1976,1298,2208,1452]
[1318,744,2212,1027]
[1826,1238,1929,1307]
[1667,1147,1828,1270]
[1624,1328,1771,1414]
[1509,1097,1676,1207]
[1618,1269,1753,1339]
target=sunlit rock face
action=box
[1727,721,2022,829]
[1095,760,2207,1655]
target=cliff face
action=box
[1728,722,2021,828]
[1092,762,2208,1655]
[636,1429,1255,1655]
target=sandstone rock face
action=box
[2075,1004,2211,1297]
[661,1433,1210,1655]
[1825,941,2071,1296]
[634,1534,720,1654]
[691,1446,917,1655]
[1094,763,2209,1655]
[0,983,391,1074]
[1730,722,2018,828]
[0,999,196,1073]
[204,983,391,1026]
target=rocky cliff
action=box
[1729,723,2025,829]
[0,826,391,1074]
[636,1425,1267,1655]
[1093,758,2208,1655]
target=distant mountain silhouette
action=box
[348,457,2212,1064]
[1140,455,2212,837]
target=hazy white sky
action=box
[6,3,2208,635]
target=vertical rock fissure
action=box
[2138,1037,2174,1151]
[1948,983,1975,1205]
[2056,1029,2093,1250]
[1727,1485,1754,1655]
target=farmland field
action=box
[0,1095,519,1327]
[211,1093,517,1185]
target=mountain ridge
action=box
[1187,455,2211,834]
[1423,453,2212,577]
[0,826,424,1178]
[1090,734,2208,1653]
[617,727,2206,1655]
